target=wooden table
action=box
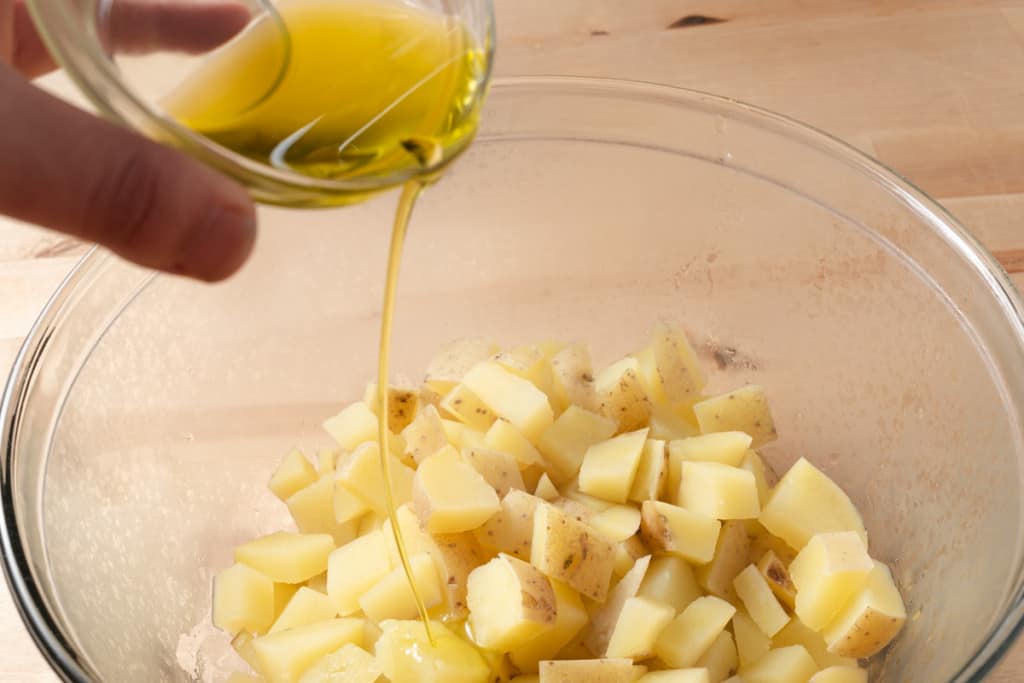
[1,1,1023,680]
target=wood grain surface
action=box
[1,0,1023,680]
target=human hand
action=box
[0,0,258,282]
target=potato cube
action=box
[606,596,676,659]
[640,500,721,565]
[538,406,618,483]
[495,344,560,405]
[269,587,337,633]
[236,532,334,584]
[326,530,391,615]
[740,450,774,506]
[629,439,667,503]
[693,385,777,448]
[441,419,486,450]
[486,418,546,469]
[413,447,500,533]
[596,357,652,432]
[468,553,557,650]
[375,620,490,683]
[539,659,645,683]
[425,337,500,387]
[589,505,643,543]
[756,550,796,609]
[549,342,600,413]
[463,447,526,496]
[647,405,700,441]
[535,473,560,501]
[823,560,906,659]
[473,489,542,559]
[440,383,498,431]
[696,521,750,602]
[669,432,753,477]
[512,579,590,673]
[695,630,738,683]
[531,503,616,602]
[733,565,789,637]
[584,555,652,655]
[401,404,449,464]
[612,535,648,579]
[269,450,318,501]
[808,667,868,683]
[790,532,873,630]
[564,485,614,512]
[741,645,817,683]
[733,610,771,669]
[213,563,274,635]
[335,442,416,517]
[639,555,702,613]
[323,402,379,450]
[461,362,555,441]
[636,672,709,683]
[773,618,856,670]
[759,458,868,551]
[333,480,370,526]
[649,322,706,405]
[579,429,650,503]
[297,643,381,683]
[653,596,736,668]
[286,475,358,546]
[251,618,365,683]
[364,383,419,433]
[358,552,443,623]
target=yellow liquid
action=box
[166,0,487,205]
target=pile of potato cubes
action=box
[212,324,906,683]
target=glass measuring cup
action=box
[27,0,495,207]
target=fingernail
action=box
[179,204,257,282]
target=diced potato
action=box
[287,475,359,546]
[213,563,274,635]
[579,429,650,503]
[789,532,873,630]
[463,446,526,496]
[549,342,600,413]
[296,643,381,683]
[564,485,615,512]
[693,385,777,448]
[511,579,591,673]
[823,560,906,659]
[741,645,817,683]
[531,503,616,602]
[653,596,736,668]
[401,404,449,465]
[732,610,771,669]
[474,489,542,559]
[808,667,868,683]
[425,337,500,386]
[596,357,652,432]
[495,344,560,407]
[358,552,442,623]
[748,524,797,566]
[740,450,774,506]
[535,472,560,501]
[274,583,301,616]
[584,555,652,655]
[696,521,750,602]
[251,618,365,683]
[335,442,416,517]
[333,479,370,525]
[628,439,667,503]
[467,553,557,650]
[695,630,738,683]
[606,596,676,659]
[759,458,868,551]
[553,495,598,522]
[639,555,702,614]
[772,619,855,670]
[364,383,419,433]
[440,383,498,431]
[236,532,334,584]
[326,530,391,615]
[589,505,643,543]
[375,620,491,683]
[733,565,789,637]
[647,405,700,441]
[461,362,555,441]
[317,449,337,475]
[649,322,706,405]
[413,447,500,533]
[613,535,648,579]
[269,450,318,501]
[639,500,721,565]
[269,587,337,633]
[539,659,645,683]
[637,672,709,683]
[441,419,487,450]
[538,406,618,484]
[669,433,753,479]
[756,550,796,609]
[631,346,667,408]
[486,418,546,469]
[323,402,379,450]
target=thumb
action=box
[0,64,256,281]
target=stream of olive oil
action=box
[168,0,490,652]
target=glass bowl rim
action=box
[3,75,1024,682]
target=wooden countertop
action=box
[1,1,1023,680]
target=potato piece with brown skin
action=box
[640,500,721,565]
[824,561,906,659]
[549,342,600,414]
[539,659,646,683]
[424,337,500,387]
[468,553,558,651]
[462,446,527,497]
[596,357,652,433]
[440,383,498,431]
[757,550,796,609]
[401,404,448,465]
[531,503,616,602]
[364,383,420,433]
[474,489,543,560]
[693,385,777,448]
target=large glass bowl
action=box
[3,77,1024,682]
